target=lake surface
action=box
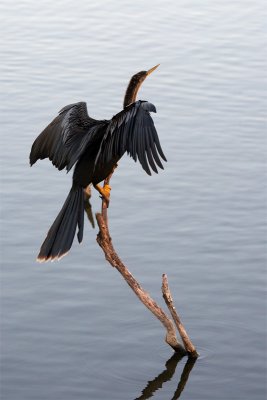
[1,0,266,399]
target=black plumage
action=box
[30,65,166,262]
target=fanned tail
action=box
[37,185,84,262]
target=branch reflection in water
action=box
[134,353,197,400]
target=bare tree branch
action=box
[95,174,197,357]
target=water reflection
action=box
[134,353,197,400]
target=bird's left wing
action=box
[95,100,167,175]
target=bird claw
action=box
[103,184,111,196]
[94,183,111,206]
[100,184,111,206]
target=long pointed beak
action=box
[146,64,160,76]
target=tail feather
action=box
[37,186,84,262]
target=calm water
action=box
[1,0,266,399]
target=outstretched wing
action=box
[30,102,106,172]
[95,101,167,175]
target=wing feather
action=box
[144,128,158,174]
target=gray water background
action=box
[1,0,266,399]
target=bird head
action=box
[130,64,160,87]
[123,64,160,108]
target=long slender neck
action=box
[123,75,144,108]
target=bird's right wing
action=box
[30,102,106,172]
[95,100,167,175]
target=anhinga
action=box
[30,65,166,262]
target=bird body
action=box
[30,66,166,262]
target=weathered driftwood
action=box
[95,175,198,358]
[96,212,185,353]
